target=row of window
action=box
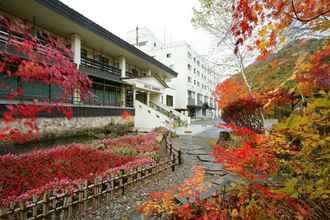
[188,90,215,104]
[187,52,203,68]
[187,64,215,81]
[187,76,212,91]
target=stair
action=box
[134,100,174,132]
[150,102,191,127]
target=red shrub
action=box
[0,144,137,206]
[103,133,160,154]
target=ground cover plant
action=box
[102,132,160,155]
[0,131,164,207]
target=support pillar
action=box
[119,56,126,78]
[121,87,126,107]
[147,69,152,77]
[71,34,81,67]
[133,88,137,105]
[71,34,81,105]
[147,92,150,107]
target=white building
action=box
[0,1,190,135]
[127,27,223,119]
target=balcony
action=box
[0,26,71,60]
[80,57,122,82]
[197,100,203,106]
[125,71,136,79]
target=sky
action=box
[59,0,213,55]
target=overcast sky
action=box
[59,0,213,55]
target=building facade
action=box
[0,0,181,138]
[127,27,222,119]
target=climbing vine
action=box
[0,13,91,144]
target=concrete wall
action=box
[1,116,134,142]
[37,116,134,139]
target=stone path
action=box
[78,120,240,220]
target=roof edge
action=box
[35,0,178,78]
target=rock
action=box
[180,146,205,151]
[202,162,224,171]
[205,170,228,176]
[197,155,215,162]
[186,150,208,155]
[96,143,106,150]
[94,133,106,139]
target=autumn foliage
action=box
[139,0,330,219]
[0,133,161,207]
[0,13,91,143]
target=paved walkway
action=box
[79,120,237,220]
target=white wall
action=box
[134,100,173,131]
[126,28,222,118]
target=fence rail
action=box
[0,133,181,220]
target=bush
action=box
[221,96,263,132]
[0,144,139,206]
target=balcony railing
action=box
[150,101,173,118]
[126,71,138,79]
[0,26,72,60]
[80,57,121,77]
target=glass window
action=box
[166,95,173,107]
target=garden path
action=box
[78,120,234,220]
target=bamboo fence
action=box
[0,133,182,220]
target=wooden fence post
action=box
[78,183,83,214]
[32,195,38,219]
[19,201,26,220]
[83,181,88,211]
[93,178,99,208]
[67,196,72,219]
[42,192,49,220]
[51,191,57,220]
[178,150,182,165]
[120,170,125,195]
[171,154,176,172]
[106,174,112,203]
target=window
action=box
[194,80,196,85]
[188,90,193,98]
[138,41,148,46]
[193,57,196,63]
[187,64,191,71]
[81,48,88,58]
[166,53,171,58]
[197,82,200,87]
[154,42,157,47]
[188,76,192,82]
[187,52,192,59]
[166,95,174,107]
